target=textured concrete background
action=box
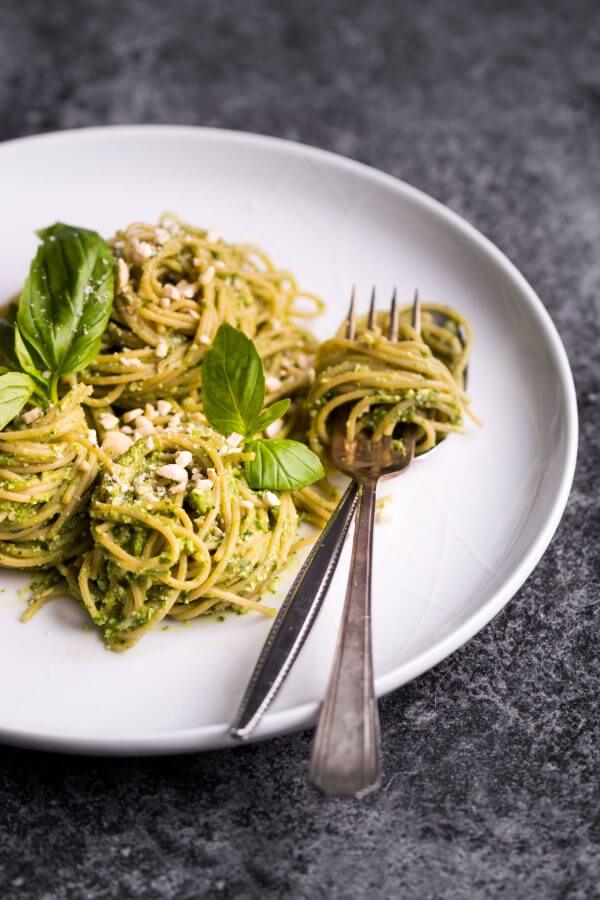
[1,0,599,897]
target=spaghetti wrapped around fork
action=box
[307,303,476,458]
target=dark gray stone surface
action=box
[1,0,599,897]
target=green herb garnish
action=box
[16,223,115,402]
[202,324,324,492]
[0,372,37,430]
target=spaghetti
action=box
[307,304,475,457]
[27,419,300,650]
[0,214,475,651]
[0,385,100,569]
[79,216,323,412]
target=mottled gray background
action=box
[1,0,599,897]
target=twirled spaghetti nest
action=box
[80,216,322,414]
[0,385,99,568]
[37,422,299,650]
[307,303,476,457]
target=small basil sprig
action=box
[244,438,325,492]
[202,324,324,492]
[15,223,115,402]
[0,372,37,430]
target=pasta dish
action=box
[0,216,473,649]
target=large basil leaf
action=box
[17,222,115,377]
[0,372,36,431]
[202,324,265,436]
[244,439,324,491]
[250,399,290,435]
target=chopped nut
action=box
[193,478,213,492]
[122,408,143,424]
[175,450,193,468]
[87,429,98,446]
[265,419,283,438]
[200,266,215,285]
[169,482,187,495]
[160,297,171,309]
[240,499,254,510]
[22,407,42,425]
[263,491,280,509]
[156,464,188,483]
[176,280,196,298]
[134,416,155,437]
[99,412,119,430]
[155,227,170,244]
[131,240,155,265]
[265,375,282,392]
[198,334,211,345]
[102,431,133,458]
[155,339,169,359]
[225,432,244,449]
[117,258,129,291]
[157,400,172,416]
[144,403,157,421]
[162,283,181,301]
[77,458,92,473]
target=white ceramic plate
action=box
[0,126,577,755]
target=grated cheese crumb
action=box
[375,494,394,524]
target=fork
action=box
[230,289,422,746]
[309,288,418,797]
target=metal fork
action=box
[230,289,422,746]
[308,289,418,797]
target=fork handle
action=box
[309,478,381,797]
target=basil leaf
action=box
[249,399,290,435]
[244,439,324,491]
[14,327,45,383]
[17,222,115,377]
[0,373,36,431]
[0,320,20,370]
[202,324,265,436]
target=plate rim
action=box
[0,125,578,755]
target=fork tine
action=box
[346,285,356,339]
[389,288,399,341]
[367,286,376,330]
[411,289,421,336]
